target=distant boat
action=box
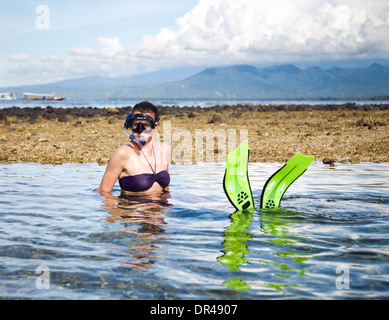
[23,92,65,101]
[0,92,17,100]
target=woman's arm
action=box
[98,146,127,194]
[163,143,171,170]
[163,143,171,191]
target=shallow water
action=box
[1,98,387,110]
[0,162,388,299]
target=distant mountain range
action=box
[2,63,389,100]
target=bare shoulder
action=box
[110,144,133,161]
[154,142,171,153]
[154,142,171,158]
[154,142,171,165]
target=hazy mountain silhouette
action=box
[2,64,388,100]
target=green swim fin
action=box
[260,153,314,209]
[223,140,254,212]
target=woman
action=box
[99,101,171,196]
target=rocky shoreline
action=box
[1,103,388,165]
[1,102,388,120]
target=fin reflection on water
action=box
[218,210,254,291]
[219,208,311,293]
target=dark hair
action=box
[133,101,160,123]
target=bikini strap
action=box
[135,142,156,174]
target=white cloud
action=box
[97,36,124,57]
[132,0,389,66]
[4,0,389,86]
[9,54,30,62]
[69,48,96,56]
[69,37,124,58]
[39,54,65,62]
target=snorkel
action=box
[123,113,146,145]
[123,112,159,146]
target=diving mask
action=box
[123,112,159,145]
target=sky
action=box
[1,0,389,87]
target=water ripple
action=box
[0,162,388,299]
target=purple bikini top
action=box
[119,143,170,192]
[119,170,170,192]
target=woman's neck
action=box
[133,140,153,155]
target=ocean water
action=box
[1,98,388,110]
[0,161,388,300]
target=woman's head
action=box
[123,101,160,145]
[132,101,160,124]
